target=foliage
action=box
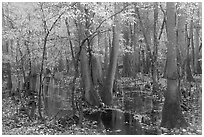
[2,2,202,135]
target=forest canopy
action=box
[2,2,202,135]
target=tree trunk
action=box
[90,55,103,86]
[186,39,195,82]
[65,17,77,113]
[43,68,51,115]
[58,55,64,72]
[194,3,202,74]
[177,2,187,79]
[185,24,195,82]
[18,47,26,82]
[7,62,13,95]
[194,27,201,74]
[15,41,21,92]
[190,18,195,73]
[77,4,101,107]
[141,50,146,74]
[122,20,132,77]
[122,52,132,77]
[103,32,109,79]
[152,2,159,91]
[132,22,140,75]
[135,4,152,75]
[161,2,188,129]
[38,33,49,119]
[101,3,120,105]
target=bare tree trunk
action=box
[177,2,187,79]
[65,17,77,114]
[15,40,21,91]
[185,24,195,82]
[38,33,49,119]
[103,32,109,79]
[161,2,188,129]
[194,3,202,74]
[152,2,159,91]
[190,18,195,73]
[132,22,140,75]
[7,62,13,94]
[122,52,132,77]
[80,47,101,106]
[101,2,121,105]
[194,27,201,74]
[77,4,101,107]
[135,4,152,75]
[122,20,132,77]
[18,47,26,82]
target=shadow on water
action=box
[84,108,144,135]
[84,89,156,135]
[45,78,156,135]
[123,91,153,113]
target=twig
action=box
[94,4,129,34]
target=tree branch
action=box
[158,17,166,40]
[94,4,129,33]
[40,3,48,33]
[48,11,65,35]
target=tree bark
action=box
[185,24,195,82]
[122,52,132,77]
[190,18,195,73]
[161,2,188,129]
[152,2,159,91]
[132,22,140,75]
[103,32,109,79]
[101,2,121,105]
[80,47,100,106]
[177,2,187,79]
[122,21,132,77]
[7,62,13,94]
[135,4,152,75]
[65,17,77,113]
[194,3,202,74]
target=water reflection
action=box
[124,91,153,113]
[44,76,154,135]
[84,108,144,135]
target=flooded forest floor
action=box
[2,74,202,135]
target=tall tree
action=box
[103,32,109,79]
[65,17,77,114]
[185,22,195,82]
[38,3,65,119]
[2,4,13,95]
[189,16,195,73]
[135,4,152,75]
[122,21,132,77]
[177,2,187,79]
[152,2,159,90]
[132,21,140,75]
[161,2,189,129]
[78,3,101,107]
[194,2,202,74]
[101,2,121,105]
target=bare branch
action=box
[40,3,48,33]
[47,11,65,35]
[158,17,166,40]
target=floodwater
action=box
[45,77,154,134]
[84,90,154,135]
